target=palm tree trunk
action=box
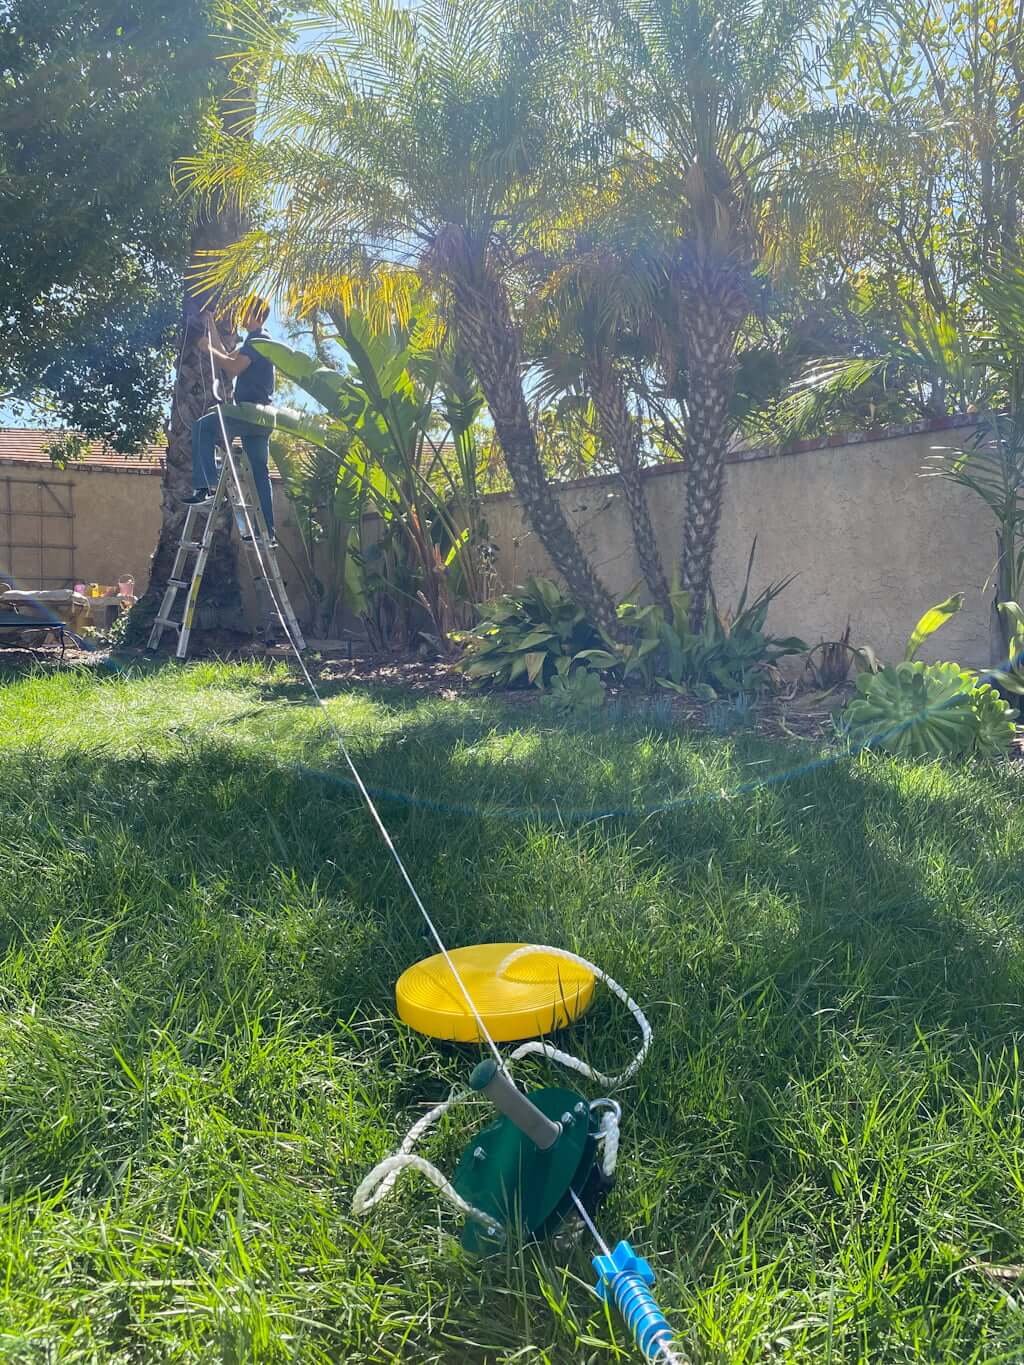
[589,357,671,614]
[134,277,243,639]
[679,297,738,630]
[132,87,251,643]
[440,239,625,642]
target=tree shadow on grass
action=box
[2,710,1022,1065]
[4,708,1024,1358]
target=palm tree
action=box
[614,0,842,627]
[183,0,628,640]
[135,60,249,635]
[533,245,671,612]
[137,218,244,634]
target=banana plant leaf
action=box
[248,339,362,418]
[220,401,343,452]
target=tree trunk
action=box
[589,356,671,615]
[440,240,625,642]
[679,295,739,631]
[132,87,251,643]
[133,280,243,639]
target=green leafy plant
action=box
[990,601,1024,696]
[843,594,1018,758]
[622,547,806,697]
[845,663,1015,758]
[544,667,607,715]
[270,435,367,637]
[457,578,616,689]
[226,298,490,650]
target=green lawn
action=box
[2,659,1024,1362]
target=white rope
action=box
[353,1154,502,1236]
[352,948,647,1228]
[591,1101,621,1177]
[503,946,653,1089]
[351,1089,501,1234]
[352,1092,465,1208]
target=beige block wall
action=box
[483,422,998,668]
[0,421,1002,663]
[0,461,162,592]
[0,459,310,632]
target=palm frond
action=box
[770,354,891,438]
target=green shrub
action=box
[457,577,616,689]
[621,552,805,698]
[459,551,804,701]
[845,662,1016,758]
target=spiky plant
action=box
[183,0,628,639]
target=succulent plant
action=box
[845,661,1016,758]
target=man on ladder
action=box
[186,296,276,545]
[147,297,305,659]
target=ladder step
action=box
[154,617,182,630]
[180,541,203,551]
[168,578,188,589]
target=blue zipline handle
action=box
[593,1240,676,1362]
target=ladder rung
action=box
[180,541,203,551]
[154,617,181,630]
[168,578,188,589]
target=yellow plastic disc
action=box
[395,943,595,1043]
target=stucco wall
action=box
[482,418,998,667]
[0,460,162,591]
[0,419,1002,663]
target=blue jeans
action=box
[191,410,275,536]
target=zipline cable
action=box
[203,318,505,1067]
[200,319,679,1365]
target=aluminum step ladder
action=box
[147,440,305,659]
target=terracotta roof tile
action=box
[0,429,165,469]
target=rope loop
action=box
[352,947,650,1230]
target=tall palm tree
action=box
[534,246,671,612]
[184,0,627,639]
[615,0,841,627]
[135,61,249,634]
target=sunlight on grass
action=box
[1,659,1024,1361]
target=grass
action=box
[1,657,1024,1362]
